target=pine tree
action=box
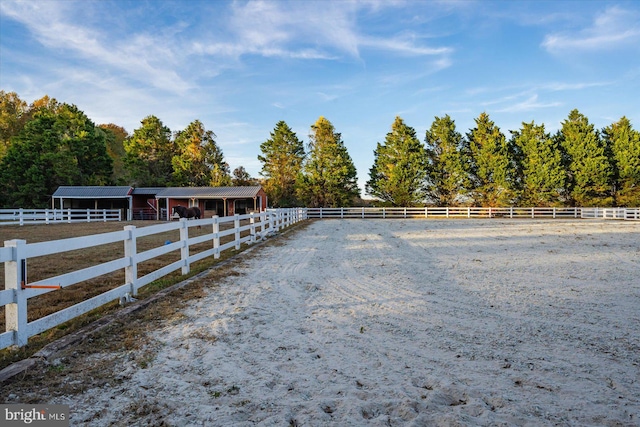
[511,121,566,206]
[172,120,223,187]
[258,121,305,207]
[367,116,428,206]
[602,116,640,206]
[300,116,359,207]
[124,116,174,186]
[424,115,468,205]
[464,112,514,206]
[559,109,613,206]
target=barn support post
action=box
[234,214,241,250]
[4,239,28,347]
[124,226,138,296]
[180,219,190,275]
[212,216,220,259]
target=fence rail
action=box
[0,208,122,226]
[1,208,306,350]
[305,206,640,220]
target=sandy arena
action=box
[20,219,640,425]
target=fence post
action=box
[531,207,534,219]
[250,213,256,243]
[67,208,72,223]
[510,207,513,219]
[446,207,449,218]
[553,207,556,219]
[4,239,28,347]
[234,214,241,250]
[124,226,138,295]
[180,219,190,275]
[19,208,24,226]
[212,216,220,259]
[87,208,91,223]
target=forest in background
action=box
[1,90,639,209]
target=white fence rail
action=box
[1,208,306,350]
[0,208,122,226]
[306,207,640,220]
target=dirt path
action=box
[4,219,640,426]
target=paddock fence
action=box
[305,206,640,221]
[0,208,122,226]
[1,208,306,350]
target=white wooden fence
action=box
[1,208,306,349]
[0,208,122,226]
[306,206,640,220]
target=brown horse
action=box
[173,205,201,219]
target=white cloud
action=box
[0,0,192,94]
[494,94,562,113]
[542,6,640,53]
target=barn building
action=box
[156,186,268,220]
[51,186,268,220]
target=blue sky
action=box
[1,0,639,194]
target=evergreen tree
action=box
[511,121,566,206]
[602,117,640,206]
[559,109,613,206]
[424,115,468,205]
[124,116,174,186]
[300,116,359,207]
[0,104,113,207]
[464,112,514,206]
[172,120,221,187]
[367,116,428,206]
[258,121,305,207]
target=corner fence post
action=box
[180,218,190,275]
[5,239,28,347]
[212,216,220,259]
[234,214,241,250]
[124,225,138,296]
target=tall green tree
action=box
[424,114,468,205]
[99,123,128,185]
[511,121,566,206]
[299,116,359,207]
[367,116,428,206]
[602,116,640,206]
[124,116,174,186]
[258,120,305,207]
[559,109,613,206]
[0,91,28,159]
[172,120,224,187]
[232,166,257,186]
[464,112,514,206]
[0,104,113,207]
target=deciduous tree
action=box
[0,104,113,207]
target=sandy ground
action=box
[33,220,640,425]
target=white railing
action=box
[0,208,122,226]
[1,208,306,349]
[580,207,640,220]
[306,207,640,220]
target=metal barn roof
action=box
[155,186,263,199]
[52,186,133,198]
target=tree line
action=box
[1,90,639,208]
